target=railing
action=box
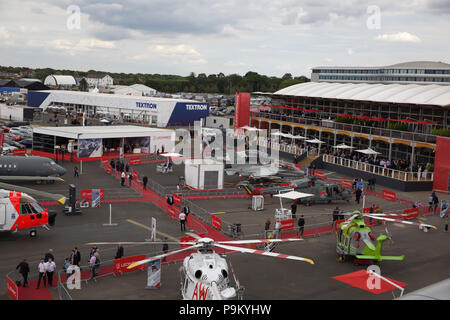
[323,154,434,182]
[258,137,312,156]
[251,111,438,144]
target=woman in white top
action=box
[36,258,47,289]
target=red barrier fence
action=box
[113,255,147,275]
[279,219,295,231]
[6,276,18,300]
[211,215,222,231]
[382,190,397,201]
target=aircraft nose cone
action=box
[58,165,67,176]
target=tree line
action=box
[0,65,310,94]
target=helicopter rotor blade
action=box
[127,244,202,270]
[185,232,202,240]
[365,214,437,229]
[217,238,303,245]
[0,182,67,205]
[213,243,314,264]
[86,241,196,246]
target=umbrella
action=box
[305,138,324,144]
[355,148,381,155]
[333,143,354,149]
[274,190,314,200]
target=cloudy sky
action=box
[0,0,449,77]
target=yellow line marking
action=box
[210,212,226,215]
[126,219,179,242]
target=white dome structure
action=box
[44,75,77,88]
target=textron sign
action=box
[136,102,157,109]
[186,104,208,111]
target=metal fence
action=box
[323,154,434,181]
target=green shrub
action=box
[431,128,450,137]
[387,122,409,131]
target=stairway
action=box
[298,153,322,169]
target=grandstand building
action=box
[311,61,450,85]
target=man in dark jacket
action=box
[73,247,81,266]
[297,215,305,237]
[16,259,30,287]
[44,249,54,263]
[143,176,148,190]
[115,244,124,259]
[291,201,297,220]
[355,187,362,204]
[162,238,169,262]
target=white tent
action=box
[271,131,285,136]
[355,148,381,155]
[333,143,354,149]
[292,135,306,140]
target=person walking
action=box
[275,220,281,236]
[73,247,81,266]
[16,259,30,288]
[291,201,297,220]
[143,176,148,190]
[162,238,169,262]
[355,187,362,204]
[89,254,97,280]
[74,166,79,178]
[121,171,126,186]
[115,244,124,260]
[179,211,186,232]
[297,215,305,238]
[432,194,439,214]
[36,258,47,289]
[428,194,433,212]
[128,172,133,187]
[44,249,54,263]
[125,163,130,173]
[264,218,271,231]
[45,258,56,287]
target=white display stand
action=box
[184,159,224,190]
[252,196,264,211]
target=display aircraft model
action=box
[0,156,66,182]
[0,189,59,237]
[336,210,436,263]
[225,160,304,181]
[89,234,314,300]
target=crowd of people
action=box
[329,149,431,174]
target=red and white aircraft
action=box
[0,189,60,237]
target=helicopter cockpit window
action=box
[31,202,44,213]
[21,203,39,214]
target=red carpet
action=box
[333,270,407,294]
[18,279,56,300]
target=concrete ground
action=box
[1,130,449,300]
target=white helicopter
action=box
[89,234,314,300]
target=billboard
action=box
[146,259,161,289]
[78,138,103,158]
[113,255,147,275]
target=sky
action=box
[0,0,449,77]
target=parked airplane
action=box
[0,156,67,182]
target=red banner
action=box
[211,215,222,231]
[173,193,181,206]
[81,189,104,200]
[12,149,26,156]
[382,190,397,201]
[279,219,295,231]
[167,206,177,219]
[234,93,251,130]
[129,157,142,165]
[6,276,18,300]
[314,170,324,177]
[0,133,4,151]
[402,207,419,220]
[113,255,147,275]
